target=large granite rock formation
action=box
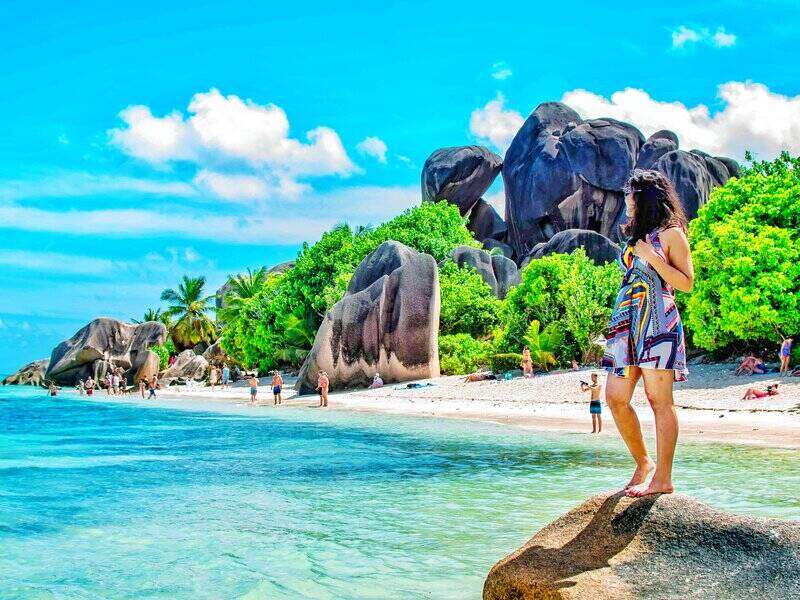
[502,102,739,257]
[484,491,800,599]
[295,241,440,394]
[2,358,49,386]
[202,339,227,364]
[448,245,521,299]
[468,198,508,243]
[132,350,160,383]
[522,229,620,266]
[160,349,208,385]
[46,318,167,386]
[422,146,503,215]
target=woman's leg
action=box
[605,368,654,488]
[628,369,678,497]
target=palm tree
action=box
[523,320,564,371]
[273,307,317,365]
[160,275,217,350]
[216,267,267,324]
[132,307,173,329]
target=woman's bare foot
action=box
[625,476,674,497]
[624,458,656,490]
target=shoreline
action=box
[151,363,800,450]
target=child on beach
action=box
[316,371,329,407]
[248,374,259,403]
[780,338,793,376]
[581,373,603,433]
[521,347,533,378]
[272,371,283,406]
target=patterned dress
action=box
[602,228,688,381]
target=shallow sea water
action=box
[1,386,798,599]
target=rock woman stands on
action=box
[602,169,694,498]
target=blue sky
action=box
[1,0,799,372]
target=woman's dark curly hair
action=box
[623,169,688,243]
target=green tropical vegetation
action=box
[151,339,177,370]
[684,151,800,352]
[160,275,218,350]
[438,334,494,375]
[522,320,564,371]
[438,261,503,337]
[132,307,173,328]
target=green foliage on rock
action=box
[684,152,800,350]
[438,334,494,375]
[151,339,176,370]
[498,249,620,365]
[439,262,503,337]
[220,201,478,370]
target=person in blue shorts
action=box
[271,371,283,406]
[581,372,603,434]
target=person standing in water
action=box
[779,337,793,376]
[48,382,58,397]
[85,377,95,396]
[271,371,283,406]
[248,373,259,403]
[316,371,329,407]
[602,169,694,498]
[581,373,603,433]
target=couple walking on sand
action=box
[601,169,695,498]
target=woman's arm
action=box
[633,228,694,292]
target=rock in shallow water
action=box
[2,358,49,386]
[296,241,440,394]
[483,491,800,600]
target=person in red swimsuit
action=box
[742,383,779,400]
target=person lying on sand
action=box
[581,373,603,434]
[742,383,779,400]
[464,371,497,382]
[735,355,766,376]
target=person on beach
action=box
[138,377,147,398]
[248,374,259,403]
[48,382,58,397]
[112,370,121,395]
[581,373,603,433]
[272,371,283,405]
[521,347,533,378]
[602,169,694,498]
[148,375,158,399]
[105,372,113,395]
[221,363,230,389]
[209,365,218,392]
[316,371,329,407]
[571,359,580,371]
[85,377,94,396]
[779,338,793,376]
[370,373,384,389]
[742,383,779,400]
[77,380,85,395]
[735,354,766,376]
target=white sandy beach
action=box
[156,363,800,449]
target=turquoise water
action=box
[1,386,798,599]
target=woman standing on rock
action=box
[602,169,694,498]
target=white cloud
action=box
[484,191,505,215]
[0,249,125,276]
[109,88,356,201]
[469,94,525,152]
[0,173,196,201]
[192,170,309,202]
[0,185,419,245]
[356,136,388,163]
[560,82,800,159]
[671,25,737,49]
[491,62,513,80]
[712,28,737,48]
[671,25,703,48]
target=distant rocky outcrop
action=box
[46,318,167,386]
[295,241,440,394]
[484,491,800,600]
[202,339,227,364]
[160,349,208,385]
[447,245,520,299]
[2,358,49,386]
[522,229,620,266]
[497,102,737,258]
[422,145,503,215]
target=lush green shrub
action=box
[499,249,620,365]
[438,334,493,375]
[220,202,479,370]
[439,262,503,337]
[684,152,800,350]
[151,339,176,370]
[489,353,522,373]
